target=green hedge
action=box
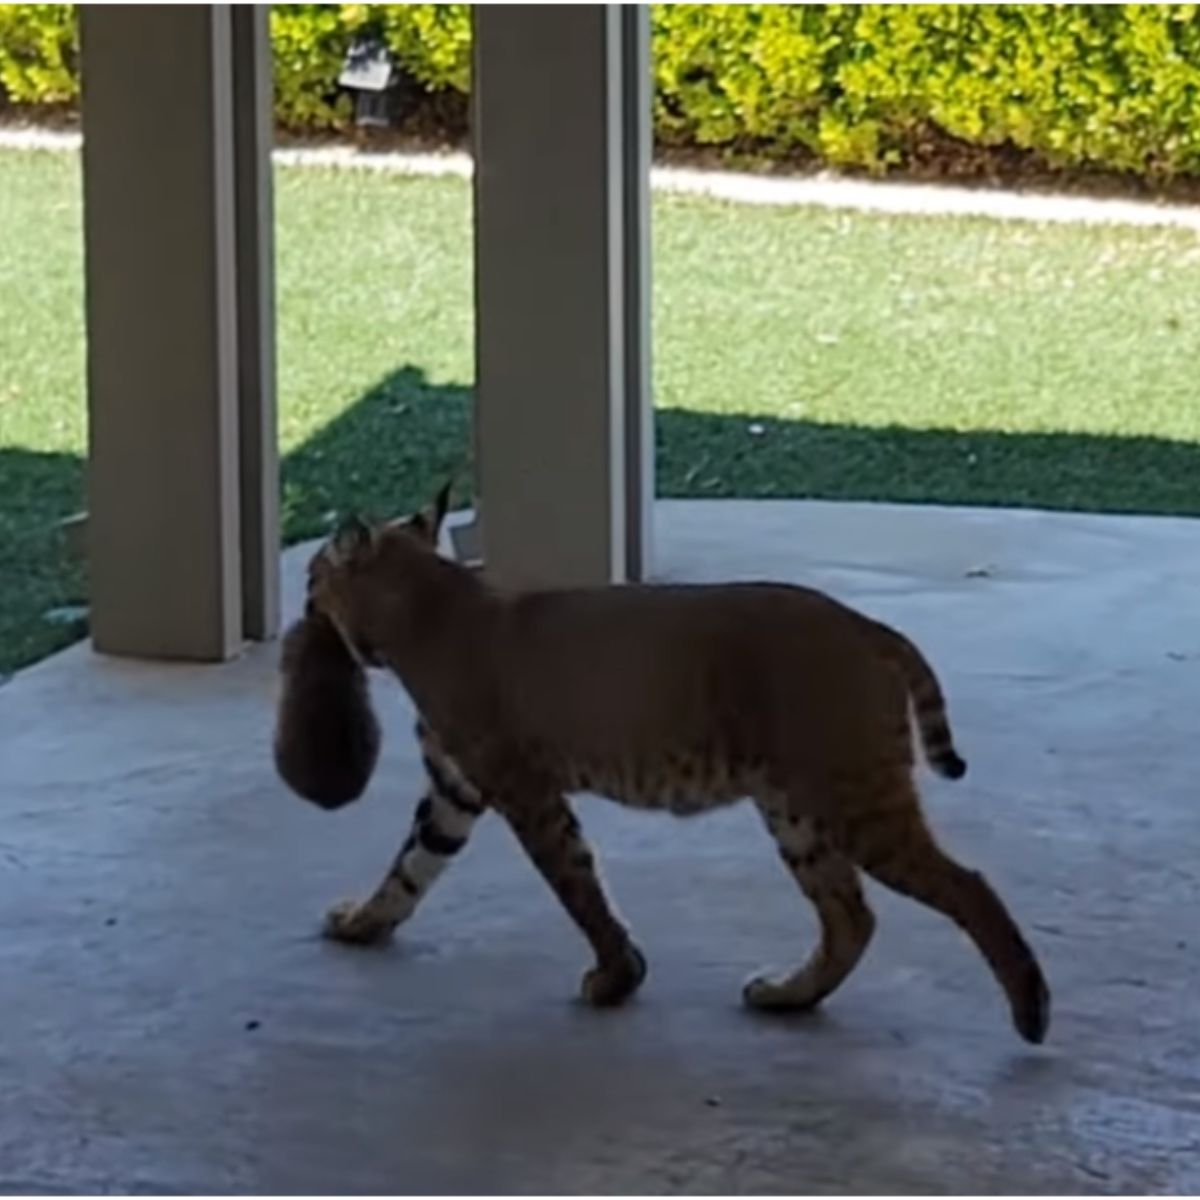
[651,4,1200,177]
[0,3,76,106]
[4,4,1200,178]
[0,3,473,125]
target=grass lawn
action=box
[2,147,1200,674]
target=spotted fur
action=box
[299,490,1049,1045]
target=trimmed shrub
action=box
[270,4,467,130]
[4,5,1200,179]
[0,4,78,106]
[652,4,1200,177]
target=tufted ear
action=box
[429,475,454,533]
[328,514,375,565]
[409,475,456,546]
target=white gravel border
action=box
[4,123,1199,232]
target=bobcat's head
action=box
[305,478,455,667]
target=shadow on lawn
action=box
[281,365,472,542]
[0,446,87,674]
[283,363,1200,525]
[657,408,1200,516]
[5,361,1200,673]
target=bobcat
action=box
[284,487,1050,1044]
[274,601,380,809]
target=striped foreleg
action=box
[323,724,485,944]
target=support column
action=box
[232,6,280,641]
[621,6,654,581]
[80,4,277,659]
[471,4,652,589]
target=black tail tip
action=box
[1016,970,1051,1045]
[938,753,968,780]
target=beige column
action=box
[470,4,653,589]
[80,4,278,659]
[620,6,654,580]
[232,6,280,641]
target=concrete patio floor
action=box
[3,499,1200,1194]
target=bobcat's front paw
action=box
[322,900,397,946]
[741,968,827,1012]
[581,943,647,1007]
[742,972,803,1011]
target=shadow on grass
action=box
[282,364,1200,523]
[5,362,1200,673]
[657,409,1200,516]
[0,447,87,675]
[281,365,471,542]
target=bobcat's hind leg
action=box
[500,792,646,1007]
[834,771,1050,1044]
[324,722,485,944]
[744,797,876,1012]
